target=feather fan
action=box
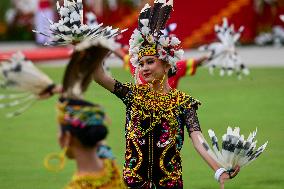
[198,127,268,172]
[0,52,54,117]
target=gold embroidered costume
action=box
[112,81,201,189]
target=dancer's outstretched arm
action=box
[190,131,240,189]
[93,61,116,92]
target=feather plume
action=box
[0,52,53,94]
[162,22,177,36]
[33,2,125,99]
[155,0,173,34]
[201,126,268,171]
[138,4,151,30]
[199,17,248,78]
[149,0,165,33]
[0,52,54,117]
[33,0,125,48]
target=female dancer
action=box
[91,1,239,188]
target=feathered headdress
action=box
[33,0,126,98]
[0,52,54,117]
[129,0,184,69]
[198,127,268,173]
[199,18,249,79]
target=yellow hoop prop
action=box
[44,147,67,172]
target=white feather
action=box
[199,17,247,78]
[0,52,53,94]
[174,49,184,60]
[201,127,268,171]
[140,19,149,27]
[140,3,151,13]
[166,0,173,6]
[159,37,170,47]
[170,36,181,46]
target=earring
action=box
[44,147,67,172]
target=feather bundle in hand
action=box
[0,52,54,117]
[198,127,268,172]
[33,0,126,50]
[33,1,126,98]
[199,18,249,79]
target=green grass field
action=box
[0,67,283,189]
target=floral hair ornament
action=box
[129,0,184,70]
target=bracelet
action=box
[214,168,227,182]
[227,169,236,179]
[40,83,56,96]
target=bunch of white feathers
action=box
[33,0,125,51]
[198,127,268,171]
[199,18,249,79]
[0,52,54,117]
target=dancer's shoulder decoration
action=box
[0,52,54,117]
[129,0,184,69]
[198,127,268,174]
[199,18,249,79]
[33,0,127,98]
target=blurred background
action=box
[0,0,284,189]
[1,0,284,46]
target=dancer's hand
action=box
[219,165,240,189]
[38,84,63,99]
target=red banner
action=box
[98,0,284,48]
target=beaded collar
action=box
[66,159,117,188]
[132,84,191,112]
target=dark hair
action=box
[168,66,177,78]
[63,125,108,148]
[59,97,108,148]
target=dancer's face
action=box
[138,56,170,83]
